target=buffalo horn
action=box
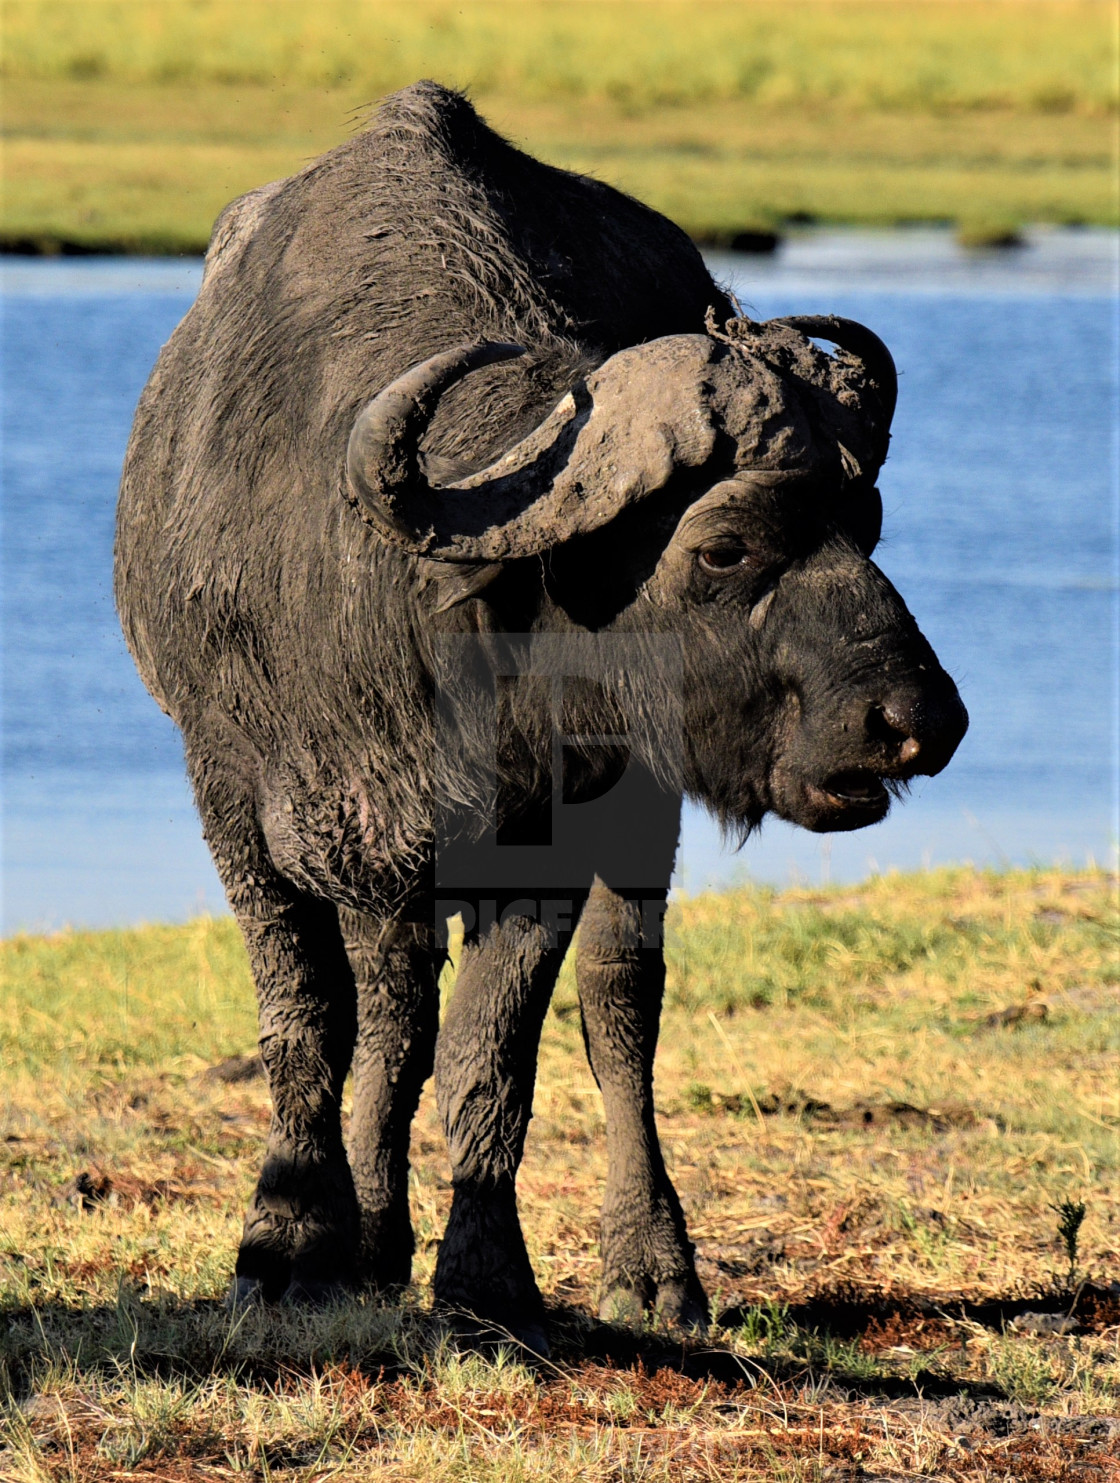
[770,314,898,464]
[346,342,657,562]
[346,341,526,544]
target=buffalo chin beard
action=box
[778,766,901,833]
[687,778,768,851]
[685,756,907,845]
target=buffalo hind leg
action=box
[577,878,708,1332]
[189,749,361,1305]
[434,902,579,1356]
[340,912,443,1290]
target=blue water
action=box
[2,232,1117,930]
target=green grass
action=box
[1,1,1116,252]
[2,917,255,1074]
[2,867,1119,1479]
[6,1,1115,109]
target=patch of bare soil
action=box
[718,1282,1120,1344]
[697,1083,986,1132]
[200,1051,265,1082]
[56,1163,222,1211]
[978,1001,1049,1029]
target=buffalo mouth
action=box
[803,768,890,826]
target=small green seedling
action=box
[685,1082,714,1112]
[1050,1197,1087,1289]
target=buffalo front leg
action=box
[339,912,443,1290]
[433,903,577,1356]
[231,890,361,1304]
[188,750,361,1305]
[577,878,708,1332]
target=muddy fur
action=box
[115,82,966,1352]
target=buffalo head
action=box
[345,314,967,838]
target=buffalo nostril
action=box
[871,689,968,776]
[866,701,915,749]
[867,702,926,769]
[880,698,920,739]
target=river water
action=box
[2,229,1117,930]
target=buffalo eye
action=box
[697,546,750,577]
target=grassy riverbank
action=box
[3,867,1118,1478]
[2,1,1116,254]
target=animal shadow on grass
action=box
[4,1281,1115,1398]
[553,1285,1118,1402]
[6,1283,1120,1476]
[6,1281,1115,1382]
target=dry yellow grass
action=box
[2,867,1118,1478]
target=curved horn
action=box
[347,335,720,562]
[769,314,897,463]
[346,340,527,542]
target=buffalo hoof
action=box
[433,1183,549,1358]
[225,1274,266,1310]
[599,1286,645,1328]
[236,1152,361,1299]
[225,1272,350,1310]
[598,1278,709,1336]
[357,1206,415,1293]
[444,1309,551,1361]
[654,1278,709,1335]
[280,1276,349,1308]
[358,1265,412,1298]
[508,1321,550,1362]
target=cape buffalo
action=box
[115,81,966,1355]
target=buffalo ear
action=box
[845,484,883,557]
[417,558,504,613]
